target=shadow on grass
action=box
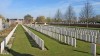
[5,47,34,56]
[73,49,90,54]
[24,32,40,48]
[74,49,100,56]
[24,31,48,50]
[97,53,100,55]
[27,26,70,46]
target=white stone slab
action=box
[67,36,70,45]
[91,43,96,56]
[73,38,76,48]
[64,36,67,43]
[0,19,3,30]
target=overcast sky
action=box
[0,0,100,19]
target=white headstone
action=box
[67,36,70,45]
[61,34,63,42]
[93,36,97,43]
[57,33,59,40]
[98,36,100,44]
[73,38,76,48]
[64,36,67,43]
[71,38,73,46]
[85,35,88,41]
[66,31,68,36]
[90,35,93,43]
[74,32,77,38]
[0,19,3,30]
[87,35,90,42]
[91,43,96,56]
[58,34,60,41]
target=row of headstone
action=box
[26,24,76,47]
[47,25,98,56]
[5,24,18,45]
[51,25,98,43]
[76,33,97,43]
[30,24,99,43]
[0,24,18,54]
[22,25,44,50]
[27,24,98,56]
[51,22,99,25]
[51,25,98,37]
[52,25,99,37]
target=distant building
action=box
[16,19,23,24]
[9,19,23,25]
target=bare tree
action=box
[79,0,94,27]
[65,5,76,26]
[55,9,62,22]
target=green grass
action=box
[0,25,100,56]
[27,26,100,56]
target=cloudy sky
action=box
[0,0,100,19]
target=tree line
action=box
[24,1,100,24]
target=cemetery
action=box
[0,17,99,56]
[0,0,100,56]
[25,24,100,56]
[0,18,99,56]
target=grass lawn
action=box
[26,26,100,56]
[0,24,100,56]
